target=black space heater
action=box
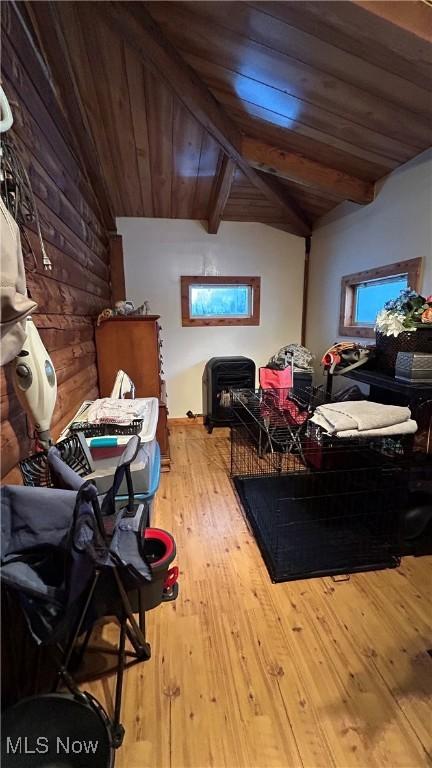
[203,356,255,433]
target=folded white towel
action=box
[312,400,411,434]
[311,411,417,438]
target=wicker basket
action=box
[375,327,432,375]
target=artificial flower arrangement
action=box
[375,289,432,337]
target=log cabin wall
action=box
[1,5,112,481]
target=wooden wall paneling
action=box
[262,221,304,234]
[7,130,108,259]
[124,45,154,217]
[35,198,110,283]
[29,1,115,230]
[229,185,265,200]
[50,342,96,386]
[277,175,342,202]
[171,101,203,219]
[224,200,284,219]
[353,1,432,42]
[51,364,99,428]
[264,1,431,88]
[240,167,310,236]
[103,35,144,217]
[183,2,432,120]
[186,54,413,171]
[109,234,126,304]
[1,390,23,426]
[1,4,111,706]
[1,8,111,478]
[192,131,221,220]
[2,3,105,224]
[76,5,134,217]
[211,88,403,179]
[208,153,236,234]
[144,69,174,218]
[0,77,114,265]
[101,3,311,236]
[1,415,30,480]
[224,169,286,224]
[223,184,330,227]
[23,211,109,289]
[84,10,143,217]
[26,272,107,317]
[23,230,110,302]
[1,65,107,246]
[56,1,121,215]
[147,4,431,149]
[0,70,113,276]
[33,315,96,353]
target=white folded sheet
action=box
[311,411,417,438]
[85,398,151,425]
[311,400,411,434]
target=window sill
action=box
[182,317,259,327]
[339,324,375,339]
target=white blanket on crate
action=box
[311,400,417,438]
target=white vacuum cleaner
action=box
[12,317,57,449]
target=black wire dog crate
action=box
[231,387,411,581]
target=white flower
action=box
[375,309,407,337]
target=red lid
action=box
[143,527,175,564]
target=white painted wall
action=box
[118,219,305,417]
[306,148,432,364]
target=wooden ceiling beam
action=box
[352,1,432,43]
[100,2,311,237]
[241,137,375,204]
[29,1,115,231]
[208,153,236,234]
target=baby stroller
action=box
[1,436,177,766]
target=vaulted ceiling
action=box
[31,1,432,237]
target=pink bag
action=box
[259,367,293,391]
[259,367,307,425]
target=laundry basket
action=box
[19,434,92,487]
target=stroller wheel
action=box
[162,582,179,603]
[136,640,152,660]
[111,722,125,749]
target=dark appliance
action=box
[203,356,255,433]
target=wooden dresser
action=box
[95,316,170,470]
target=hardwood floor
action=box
[88,423,432,768]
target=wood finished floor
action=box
[88,424,432,768]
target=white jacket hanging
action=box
[0,196,37,365]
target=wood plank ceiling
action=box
[36,1,432,237]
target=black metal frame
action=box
[56,561,151,749]
[231,385,413,582]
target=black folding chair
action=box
[1,437,153,748]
